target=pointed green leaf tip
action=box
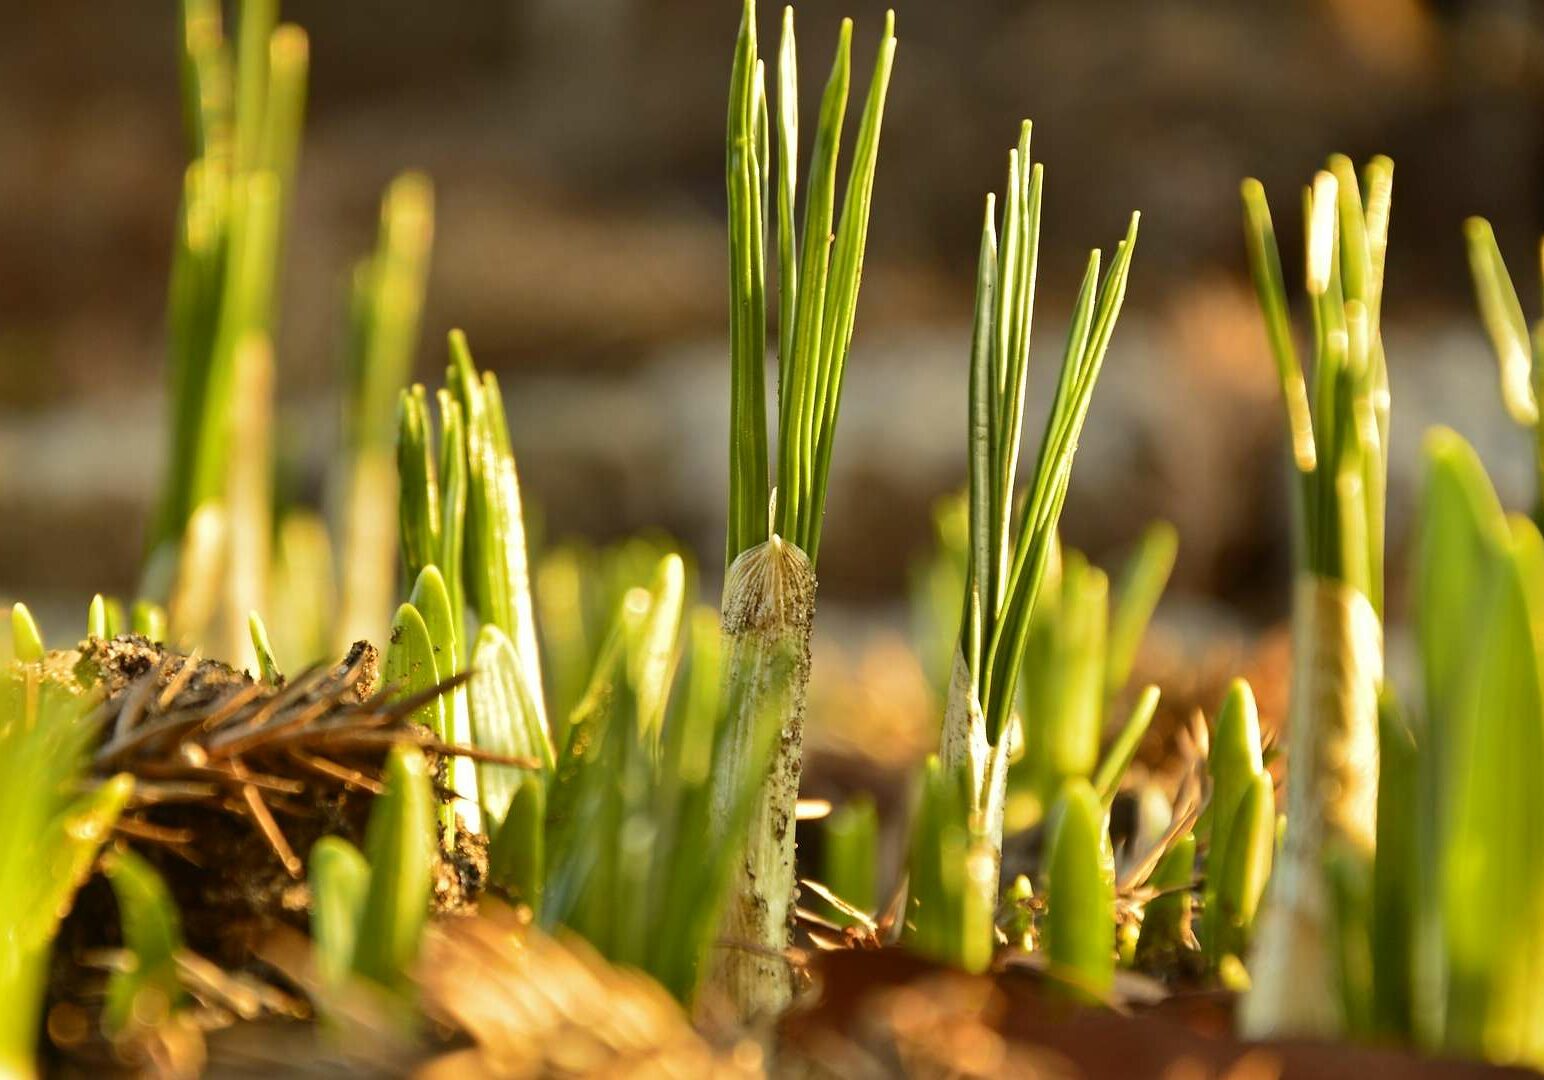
[248,611,282,684]
[10,603,43,663]
[1044,778,1114,1000]
[86,594,107,640]
[384,602,444,740]
[1208,678,1263,866]
[1202,677,1263,961]
[353,745,435,991]
[131,600,168,643]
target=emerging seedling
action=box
[1240,155,1393,1038]
[711,0,897,1018]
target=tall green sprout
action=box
[150,0,306,629]
[337,174,435,650]
[712,0,896,1018]
[917,119,1139,969]
[1239,156,1393,1038]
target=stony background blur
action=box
[2,0,1543,636]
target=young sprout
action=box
[1043,778,1115,1002]
[10,603,43,664]
[712,0,897,1018]
[101,849,186,1043]
[540,557,796,1004]
[1135,834,1196,971]
[87,594,108,640]
[337,174,435,651]
[926,114,1140,962]
[823,794,879,926]
[151,0,307,624]
[1240,155,1393,1039]
[248,609,282,683]
[353,745,436,994]
[903,755,994,974]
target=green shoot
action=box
[1135,834,1196,970]
[1092,684,1161,809]
[931,115,1140,970]
[1105,520,1178,693]
[447,331,547,735]
[1043,778,1115,1001]
[87,594,108,640]
[337,174,435,650]
[10,603,42,664]
[1241,156,1393,1039]
[903,755,994,974]
[248,609,282,683]
[353,745,435,995]
[823,794,879,922]
[101,848,186,1041]
[309,835,371,992]
[488,775,545,915]
[131,600,169,643]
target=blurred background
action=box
[1,0,1542,641]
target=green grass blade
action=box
[232,0,276,176]
[1241,178,1316,474]
[1441,533,1544,1063]
[965,196,999,670]
[1372,689,1418,1039]
[627,554,686,749]
[383,602,444,742]
[409,565,470,837]
[774,6,798,405]
[397,387,440,584]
